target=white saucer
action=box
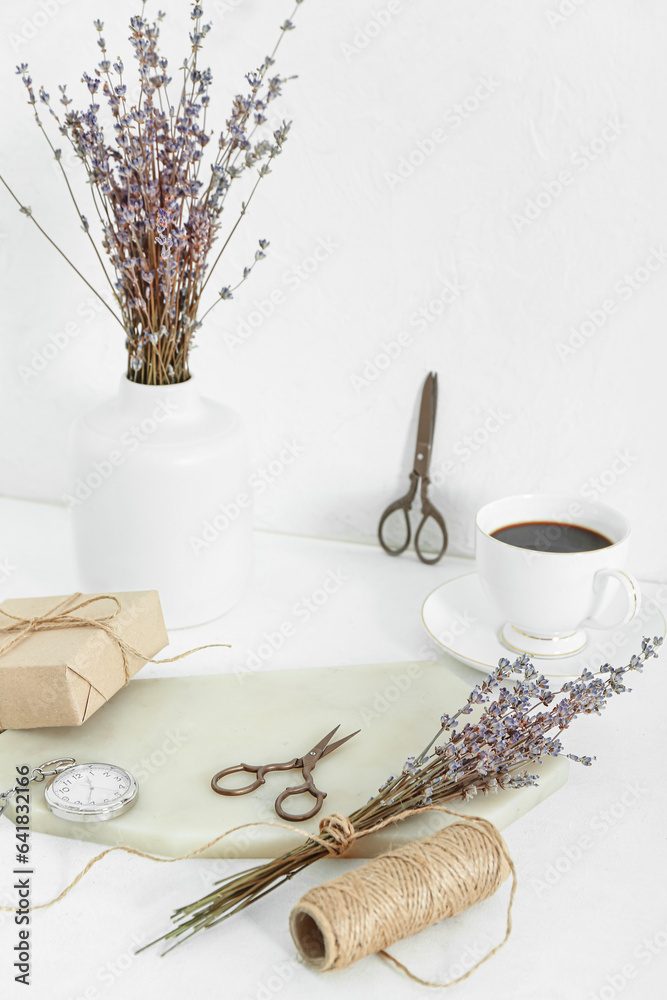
[421,572,666,678]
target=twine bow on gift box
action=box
[0,593,228,729]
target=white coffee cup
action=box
[475,494,641,657]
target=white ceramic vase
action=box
[67,376,252,628]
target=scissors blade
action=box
[413,372,437,478]
[305,725,360,763]
[319,728,360,758]
[306,725,341,760]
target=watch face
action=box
[45,763,138,823]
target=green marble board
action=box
[0,661,568,858]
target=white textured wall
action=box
[1,0,666,578]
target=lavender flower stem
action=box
[0,172,124,329]
[29,95,123,317]
[199,160,276,302]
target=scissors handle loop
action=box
[275,784,326,822]
[414,480,449,564]
[211,759,299,797]
[377,471,419,556]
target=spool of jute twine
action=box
[290,814,514,988]
[0,804,516,987]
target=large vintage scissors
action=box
[210,725,360,822]
[378,372,448,564]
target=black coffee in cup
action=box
[491,521,612,554]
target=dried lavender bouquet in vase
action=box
[1,2,304,626]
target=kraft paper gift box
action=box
[0,591,168,730]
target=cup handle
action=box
[581,568,641,631]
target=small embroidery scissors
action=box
[378,371,448,564]
[210,725,360,822]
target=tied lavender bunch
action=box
[147,636,662,952]
[1,2,304,385]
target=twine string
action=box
[0,593,229,727]
[0,804,516,988]
[318,812,356,855]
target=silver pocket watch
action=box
[1,758,138,824]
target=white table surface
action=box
[0,497,665,1000]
